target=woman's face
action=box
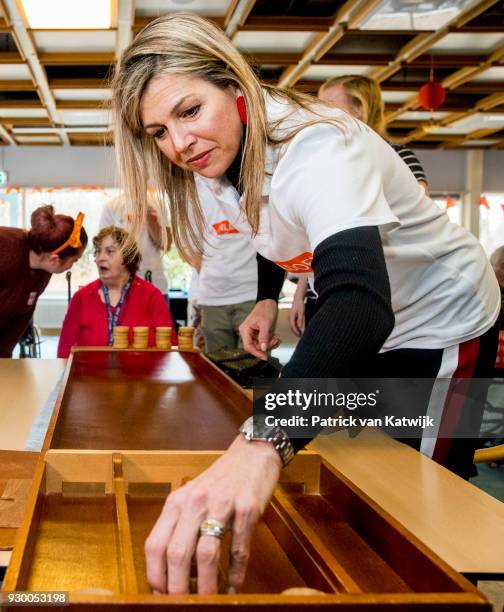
[94,235,127,284]
[140,73,243,178]
[319,84,362,120]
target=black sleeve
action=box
[280,226,395,452]
[256,253,286,303]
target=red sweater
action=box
[57,276,176,357]
[0,228,51,357]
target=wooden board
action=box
[44,349,251,451]
[0,451,39,552]
[2,450,490,610]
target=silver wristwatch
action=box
[239,415,295,467]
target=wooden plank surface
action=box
[0,450,39,552]
[48,350,251,451]
[310,430,504,575]
[0,359,65,451]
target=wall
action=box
[1,146,117,187]
[414,149,467,193]
[3,145,504,194]
[11,145,499,331]
[483,150,504,193]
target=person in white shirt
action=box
[112,13,500,596]
[197,188,257,353]
[290,74,431,338]
[99,194,171,297]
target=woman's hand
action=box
[239,299,280,360]
[289,278,307,337]
[145,435,282,594]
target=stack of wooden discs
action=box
[132,326,149,349]
[177,326,194,351]
[113,326,129,349]
[156,327,172,350]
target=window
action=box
[25,187,119,297]
[431,193,462,225]
[479,193,504,256]
[0,189,22,228]
[1,186,194,297]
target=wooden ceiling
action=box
[0,0,504,148]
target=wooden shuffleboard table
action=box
[0,348,492,610]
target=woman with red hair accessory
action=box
[0,204,87,357]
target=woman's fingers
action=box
[195,535,221,594]
[167,522,201,593]
[288,304,301,337]
[145,436,282,595]
[239,300,279,359]
[145,500,180,593]
[227,500,258,593]
[240,324,264,359]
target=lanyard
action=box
[102,275,133,346]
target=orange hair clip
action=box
[51,211,85,255]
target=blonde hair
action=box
[319,75,387,138]
[113,12,344,264]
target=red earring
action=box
[236,95,247,125]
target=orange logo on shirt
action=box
[274,252,313,273]
[212,220,239,235]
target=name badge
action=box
[27,291,37,306]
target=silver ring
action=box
[199,518,227,539]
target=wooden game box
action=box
[43,348,251,452]
[2,450,489,610]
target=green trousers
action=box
[200,300,256,353]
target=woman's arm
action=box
[145,225,394,594]
[282,225,394,378]
[239,254,284,358]
[288,276,308,337]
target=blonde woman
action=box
[318,74,429,194]
[113,13,500,595]
[290,74,430,337]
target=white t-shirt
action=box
[196,185,257,307]
[195,92,500,351]
[99,197,168,293]
[188,268,199,302]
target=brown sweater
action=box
[0,228,51,357]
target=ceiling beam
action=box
[244,52,301,65]
[454,0,500,27]
[3,0,68,145]
[39,52,114,65]
[370,0,501,85]
[238,16,333,32]
[278,0,381,88]
[396,92,504,144]
[0,123,14,144]
[48,78,109,89]
[0,79,34,90]
[0,51,23,63]
[133,15,224,32]
[225,0,256,38]
[56,100,104,110]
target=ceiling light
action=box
[361,0,476,31]
[21,0,112,29]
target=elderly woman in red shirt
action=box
[57,226,175,357]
